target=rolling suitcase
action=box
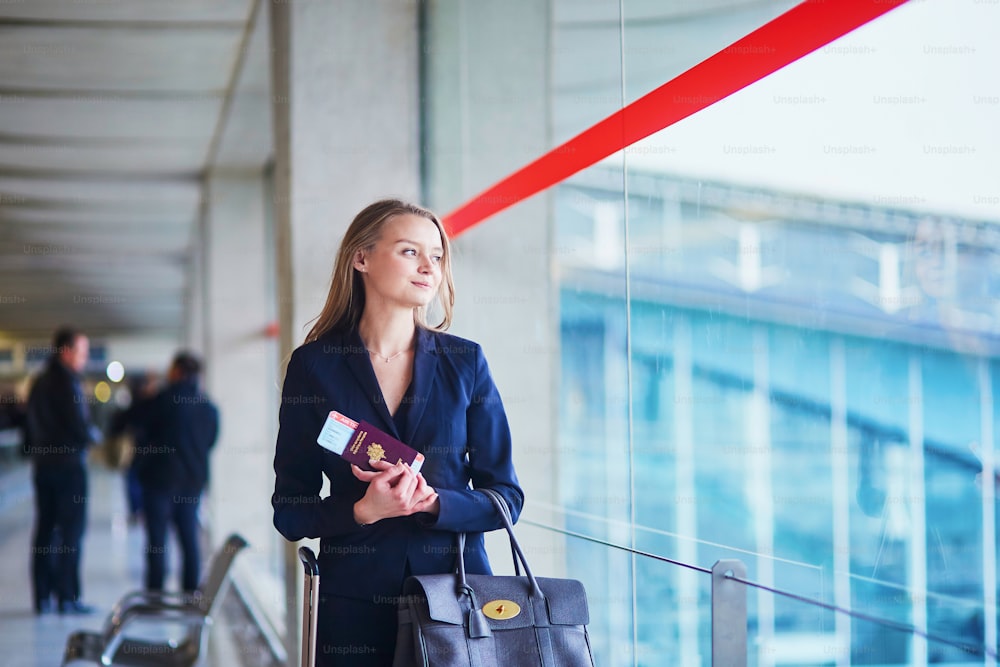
[298,546,320,667]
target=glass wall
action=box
[560,268,997,664]
[425,0,999,665]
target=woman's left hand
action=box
[351,460,440,521]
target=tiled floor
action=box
[0,458,252,666]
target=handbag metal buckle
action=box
[482,599,521,620]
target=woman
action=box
[272,199,523,666]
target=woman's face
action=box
[355,213,444,311]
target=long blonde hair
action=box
[304,199,455,344]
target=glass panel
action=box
[633,555,713,667]
[621,0,798,106]
[552,0,625,145]
[551,0,1000,664]
[558,173,634,665]
[768,325,835,639]
[922,349,984,662]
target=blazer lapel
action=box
[404,327,438,445]
[341,330,399,437]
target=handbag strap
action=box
[452,489,516,581]
[454,531,491,639]
[485,489,521,576]
[452,489,543,639]
[476,488,543,598]
[454,489,543,596]
[490,489,521,577]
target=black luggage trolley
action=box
[298,546,320,667]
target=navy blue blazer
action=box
[134,380,219,494]
[272,327,524,601]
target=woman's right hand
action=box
[351,460,438,525]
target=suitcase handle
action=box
[298,546,320,667]
[298,546,319,576]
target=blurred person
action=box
[134,352,218,592]
[272,199,523,666]
[107,372,161,524]
[25,326,100,615]
[0,384,28,463]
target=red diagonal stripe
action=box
[444,0,909,237]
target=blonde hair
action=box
[304,199,455,344]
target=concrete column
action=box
[271,0,421,354]
[185,202,207,353]
[201,170,279,583]
[270,2,421,663]
[423,0,561,577]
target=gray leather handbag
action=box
[392,488,596,666]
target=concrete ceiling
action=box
[0,0,815,342]
[0,0,271,340]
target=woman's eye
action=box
[431,256,442,263]
[403,248,417,256]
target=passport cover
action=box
[317,411,425,473]
[341,419,425,473]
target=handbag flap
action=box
[538,576,590,625]
[403,574,589,629]
[403,574,465,625]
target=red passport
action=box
[342,420,425,473]
[317,411,425,473]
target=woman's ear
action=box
[353,249,367,273]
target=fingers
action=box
[407,474,438,514]
[351,464,379,482]
[357,459,406,485]
[411,472,427,494]
[410,489,439,514]
[411,474,434,504]
[390,462,419,503]
[353,459,415,482]
[357,462,439,521]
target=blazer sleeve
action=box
[427,345,524,533]
[271,349,364,541]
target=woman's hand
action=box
[351,460,439,525]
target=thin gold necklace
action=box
[368,348,409,363]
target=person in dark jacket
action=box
[272,200,523,666]
[25,326,100,615]
[134,351,219,592]
[107,373,161,524]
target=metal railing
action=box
[523,518,999,665]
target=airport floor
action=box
[0,457,260,667]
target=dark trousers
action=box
[125,462,143,518]
[31,463,87,608]
[142,488,201,592]
[316,593,397,667]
